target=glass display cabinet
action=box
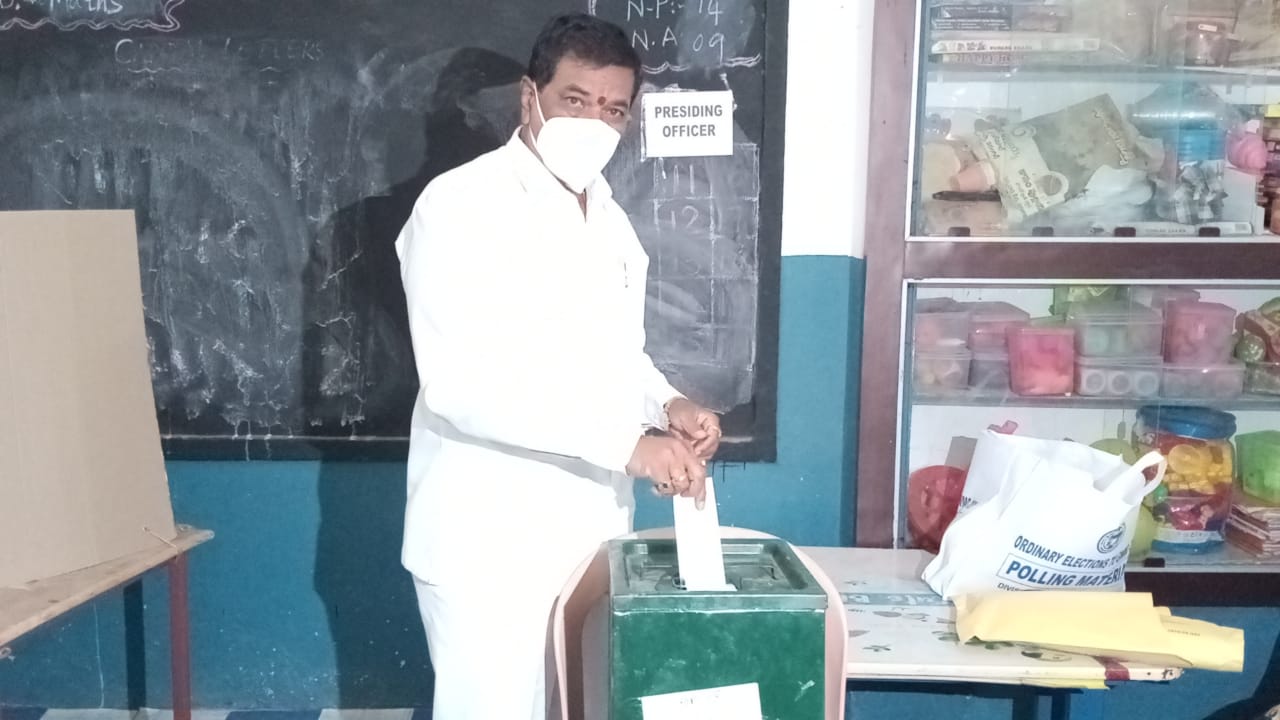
[857,0,1280,603]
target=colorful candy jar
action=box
[1134,406,1236,553]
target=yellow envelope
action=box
[955,591,1244,672]
[1033,680,1109,690]
[1153,609,1247,673]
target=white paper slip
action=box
[673,474,733,592]
[640,682,763,720]
[641,90,734,159]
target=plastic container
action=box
[1164,301,1237,364]
[1051,285,1116,316]
[1236,431,1280,504]
[963,301,1030,350]
[914,298,971,349]
[914,347,972,394]
[1007,321,1075,396]
[1245,361,1280,395]
[1074,357,1161,398]
[1134,406,1236,553]
[1160,361,1245,399]
[1154,128,1227,224]
[1159,10,1234,67]
[1122,285,1201,316]
[1066,302,1164,357]
[969,350,1011,391]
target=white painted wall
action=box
[780,0,874,258]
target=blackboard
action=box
[0,0,784,461]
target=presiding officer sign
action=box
[641,90,734,158]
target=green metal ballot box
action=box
[606,537,827,720]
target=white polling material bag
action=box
[923,429,1166,600]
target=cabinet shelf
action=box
[1127,546,1280,604]
[927,63,1280,86]
[925,63,1280,107]
[907,235,1280,245]
[1128,544,1279,574]
[912,392,1280,411]
[903,240,1280,281]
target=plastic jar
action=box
[1134,405,1236,553]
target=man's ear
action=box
[519,76,535,127]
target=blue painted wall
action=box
[3,256,1279,719]
[0,255,862,708]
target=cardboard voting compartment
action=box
[0,210,176,588]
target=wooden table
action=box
[0,526,213,720]
[800,546,1183,720]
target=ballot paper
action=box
[673,474,735,591]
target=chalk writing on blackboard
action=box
[0,0,185,32]
[0,0,775,453]
[589,0,762,73]
[113,37,325,76]
[634,143,760,411]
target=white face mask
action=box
[530,89,622,194]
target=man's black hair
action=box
[527,13,643,100]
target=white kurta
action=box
[395,130,680,718]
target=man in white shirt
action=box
[394,13,722,720]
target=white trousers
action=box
[414,572,561,720]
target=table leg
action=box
[1050,691,1070,720]
[168,554,192,720]
[124,580,147,710]
[1051,689,1106,720]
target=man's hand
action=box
[665,397,722,460]
[626,435,707,509]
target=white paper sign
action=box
[640,682,763,720]
[642,90,734,158]
[673,474,733,592]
